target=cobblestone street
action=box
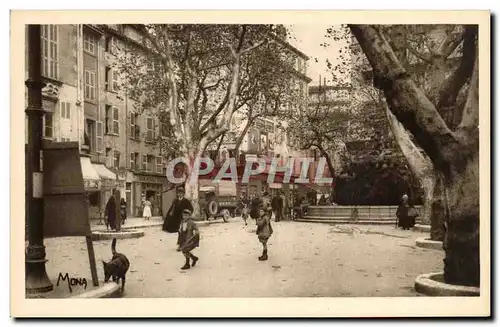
[42,220,443,298]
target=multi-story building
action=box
[25,24,168,220]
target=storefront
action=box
[133,173,167,217]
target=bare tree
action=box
[114,24,297,214]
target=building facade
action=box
[25,24,168,220]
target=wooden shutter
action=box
[96,121,103,153]
[105,105,112,134]
[113,107,119,134]
[127,112,131,139]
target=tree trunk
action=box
[184,177,200,219]
[430,174,446,242]
[386,107,435,225]
[182,151,201,219]
[349,24,480,287]
[443,152,480,286]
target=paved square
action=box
[42,220,443,297]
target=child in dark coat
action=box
[256,202,273,261]
[178,209,200,270]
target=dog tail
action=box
[111,238,117,255]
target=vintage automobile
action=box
[198,181,239,221]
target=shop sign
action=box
[84,179,101,190]
[136,174,165,184]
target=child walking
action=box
[256,202,273,261]
[178,208,200,270]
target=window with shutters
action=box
[112,69,119,91]
[142,154,147,171]
[146,116,155,142]
[83,33,96,55]
[130,113,140,140]
[156,156,162,174]
[43,112,53,139]
[113,150,120,169]
[96,121,103,152]
[105,105,119,135]
[130,152,138,170]
[84,119,96,152]
[105,35,117,54]
[113,152,120,168]
[60,102,71,119]
[84,70,96,101]
[105,67,119,92]
[160,121,169,137]
[147,155,154,172]
[41,25,59,80]
[105,66,111,91]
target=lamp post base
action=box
[25,245,53,294]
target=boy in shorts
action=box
[256,202,273,261]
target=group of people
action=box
[106,185,417,271]
[104,193,128,230]
[105,192,156,230]
[161,186,276,269]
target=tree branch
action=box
[406,43,432,63]
[240,39,269,55]
[457,54,479,137]
[439,26,465,58]
[349,24,462,173]
[437,25,477,119]
[199,93,229,133]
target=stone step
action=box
[295,218,397,225]
[305,215,397,221]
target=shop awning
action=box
[93,164,119,190]
[93,164,116,180]
[80,156,101,191]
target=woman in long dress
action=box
[105,194,117,230]
[143,197,152,220]
[396,194,417,230]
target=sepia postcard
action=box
[11,10,491,317]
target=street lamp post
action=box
[25,24,53,294]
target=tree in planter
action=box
[349,24,479,287]
[114,24,298,215]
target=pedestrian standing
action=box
[178,209,200,270]
[142,197,152,221]
[241,195,250,226]
[272,191,284,222]
[120,198,127,225]
[105,192,117,230]
[256,202,273,261]
[396,194,418,230]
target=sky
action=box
[287,24,348,86]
